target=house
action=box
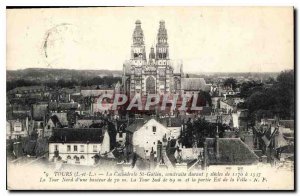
[48,101,79,113]
[232,109,249,131]
[6,118,28,140]
[7,86,51,98]
[132,118,180,159]
[32,103,48,121]
[44,115,63,138]
[255,120,294,163]
[204,136,259,166]
[80,87,114,97]
[220,97,244,114]
[219,98,235,114]
[48,127,110,165]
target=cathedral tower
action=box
[156,20,169,64]
[131,20,147,62]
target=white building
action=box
[132,118,180,159]
[6,119,28,140]
[48,128,110,165]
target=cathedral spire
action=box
[133,20,144,45]
[156,20,169,60]
[131,20,146,60]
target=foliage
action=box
[181,117,227,148]
[7,76,122,91]
[223,77,237,90]
[244,70,294,121]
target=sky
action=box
[6,7,293,73]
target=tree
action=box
[223,77,237,90]
[244,69,294,121]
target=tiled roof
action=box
[206,138,259,165]
[48,102,78,111]
[49,128,103,143]
[279,120,294,130]
[49,115,62,127]
[181,78,207,91]
[203,114,232,125]
[8,86,50,94]
[126,119,146,133]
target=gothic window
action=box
[146,76,156,94]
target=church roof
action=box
[181,78,207,91]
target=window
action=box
[74,145,78,152]
[80,155,85,159]
[47,125,50,129]
[74,156,80,163]
[152,126,156,133]
[93,145,97,152]
[67,145,71,152]
[54,145,58,151]
[80,145,84,152]
[67,155,71,159]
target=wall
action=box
[49,142,102,165]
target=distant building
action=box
[7,86,51,98]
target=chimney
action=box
[150,147,155,169]
[157,140,162,163]
[203,140,208,168]
[215,125,220,161]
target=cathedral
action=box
[122,20,209,98]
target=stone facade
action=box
[122,20,184,98]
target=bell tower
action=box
[131,20,147,63]
[156,20,169,65]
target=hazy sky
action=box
[7,7,293,73]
